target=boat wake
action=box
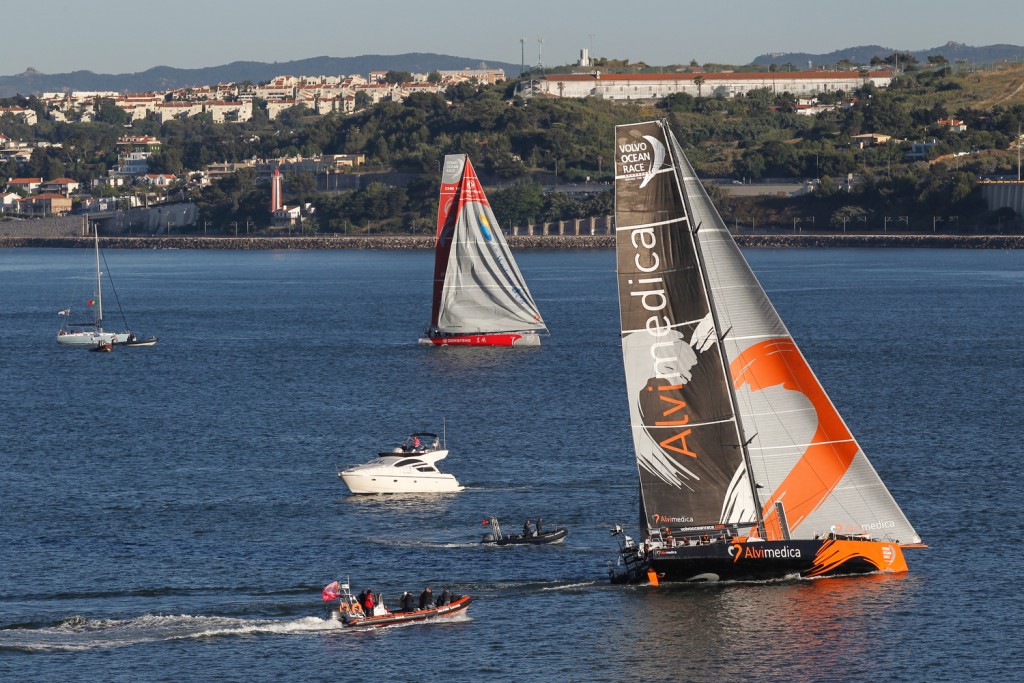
[376,538,477,549]
[538,581,599,592]
[0,613,348,652]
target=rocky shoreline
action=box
[1,234,1023,249]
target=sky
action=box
[4,0,1023,77]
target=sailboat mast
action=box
[691,223,766,537]
[93,222,103,324]
[667,123,766,538]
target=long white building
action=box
[535,70,893,100]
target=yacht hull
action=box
[57,331,129,346]
[339,471,463,494]
[418,332,540,347]
[482,528,568,545]
[612,538,910,584]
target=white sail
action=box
[615,120,919,545]
[429,154,546,335]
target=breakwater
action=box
[1,234,1023,249]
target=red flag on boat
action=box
[321,581,340,602]
[482,519,489,525]
[87,299,96,307]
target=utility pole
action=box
[520,38,525,76]
[538,37,544,73]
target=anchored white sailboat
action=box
[56,224,156,348]
[608,120,924,584]
[419,154,547,347]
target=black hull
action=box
[611,538,908,584]
[482,528,568,546]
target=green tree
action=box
[287,172,317,202]
[384,71,413,85]
[94,98,130,126]
[490,181,544,226]
[147,147,185,175]
[830,205,868,230]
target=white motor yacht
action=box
[338,432,464,494]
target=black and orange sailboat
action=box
[608,120,924,584]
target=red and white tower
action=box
[270,167,283,213]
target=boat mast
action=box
[666,121,766,539]
[93,222,103,325]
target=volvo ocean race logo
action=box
[618,134,666,188]
[443,156,465,178]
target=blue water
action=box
[1,247,1022,682]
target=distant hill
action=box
[751,42,1024,68]
[0,53,522,97]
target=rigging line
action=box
[100,247,129,330]
[640,417,737,430]
[615,216,689,232]
[748,438,857,452]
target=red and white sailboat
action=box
[608,120,925,584]
[419,154,547,347]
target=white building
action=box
[534,70,892,100]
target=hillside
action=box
[752,42,1024,68]
[0,53,521,97]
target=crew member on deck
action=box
[364,589,375,615]
[523,519,533,536]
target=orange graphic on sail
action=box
[730,339,858,540]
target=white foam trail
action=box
[0,613,347,652]
[539,581,598,591]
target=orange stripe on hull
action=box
[806,539,908,577]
